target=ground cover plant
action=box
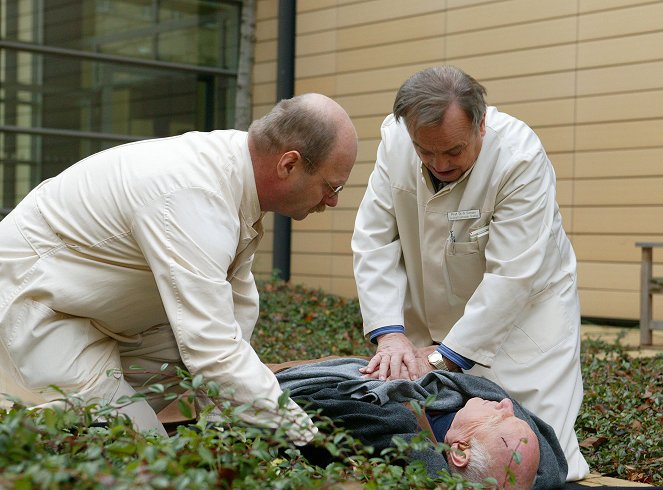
[0,277,660,488]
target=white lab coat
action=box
[0,130,313,440]
[352,109,589,480]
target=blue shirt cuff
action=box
[369,325,405,344]
[438,344,475,370]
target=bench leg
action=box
[640,247,653,346]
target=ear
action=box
[275,150,301,180]
[447,441,470,469]
[479,112,487,137]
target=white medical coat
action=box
[0,130,311,436]
[352,109,589,480]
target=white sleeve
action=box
[131,187,315,441]
[352,120,408,335]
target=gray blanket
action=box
[276,357,567,490]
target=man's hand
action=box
[359,333,418,380]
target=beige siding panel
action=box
[549,152,574,180]
[297,8,337,35]
[337,12,446,50]
[348,162,377,188]
[560,207,574,233]
[454,45,577,81]
[292,232,333,253]
[296,31,337,56]
[498,99,575,127]
[579,0,656,14]
[575,119,663,151]
[255,17,277,41]
[290,274,332,291]
[338,187,369,211]
[447,17,577,58]
[447,0,577,33]
[556,180,574,206]
[334,0,443,29]
[574,207,663,234]
[295,76,338,96]
[332,209,360,232]
[578,31,663,69]
[332,255,353,276]
[331,276,358,298]
[533,126,575,153]
[336,38,446,73]
[335,64,436,95]
[332,232,353,255]
[484,72,576,104]
[298,0,337,12]
[357,139,381,162]
[291,254,333,276]
[578,2,663,40]
[252,83,276,105]
[574,178,663,206]
[348,115,390,140]
[579,289,639,320]
[573,234,663,263]
[576,90,663,124]
[574,148,663,178]
[255,40,277,63]
[256,0,277,19]
[296,53,337,78]
[577,61,663,96]
[253,61,277,84]
[336,93,396,119]
[292,211,333,231]
[578,262,640,291]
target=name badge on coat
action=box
[447,209,480,221]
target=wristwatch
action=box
[427,350,447,370]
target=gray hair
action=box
[248,94,337,174]
[393,65,487,133]
[454,436,492,483]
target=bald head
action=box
[248,93,357,174]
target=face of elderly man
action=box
[444,397,540,489]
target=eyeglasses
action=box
[320,174,344,197]
[299,151,344,197]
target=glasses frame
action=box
[299,151,344,197]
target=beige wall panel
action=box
[574,178,663,206]
[253,252,273,276]
[337,13,446,50]
[348,162,376,188]
[332,232,353,255]
[578,31,663,69]
[532,126,575,153]
[332,255,353,276]
[573,234,663,263]
[579,289,639,320]
[335,63,437,95]
[298,0,337,12]
[577,262,640,291]
[290,274,331,291]
[556,180,574,207]
[252,83,276,105]
[447,0,577,33]
[579,0,655,14]
[573,207,663,234]
[252,103,275,120]
[447,17,576,58]
[296,31,337,56]
[296,53,337,78]
[576,119,663,151]
[297,8,338,35]
[336,38,446,74]
[337,187,369,211]
[332,209,360,232]
[484,72,576,104]
[454,45,577,81]
[333,0,443,29]
[292,232,333,253]
[294,76,338,96]
[348,115,391,139]
[357,138,381,162]
[577,60,663,96]
[578,2,663,40]
[253,61,277,84]
[560,207,574,233]
[548,152,574,180]
[291,254,333,276]
[576,90,663,124]
[256,0,277,19]
[292,211,333,231]
[498,99,575,127]
[574,148,663,178]
[255,40,277,63]
[255,17,277,41]
[331,277,358,298]
[337,94,394,120]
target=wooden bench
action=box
[635,242,663,346]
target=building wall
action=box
[252,0,663,321]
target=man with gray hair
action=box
[352,65,589,480]
[0,93,357,442]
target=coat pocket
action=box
[444,240,485,300]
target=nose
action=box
[325,193,339,207]
[496,398,514,415]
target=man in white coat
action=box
[351,66,589,480]
[0,93,357,442]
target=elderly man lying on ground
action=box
[272,358,567,490]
